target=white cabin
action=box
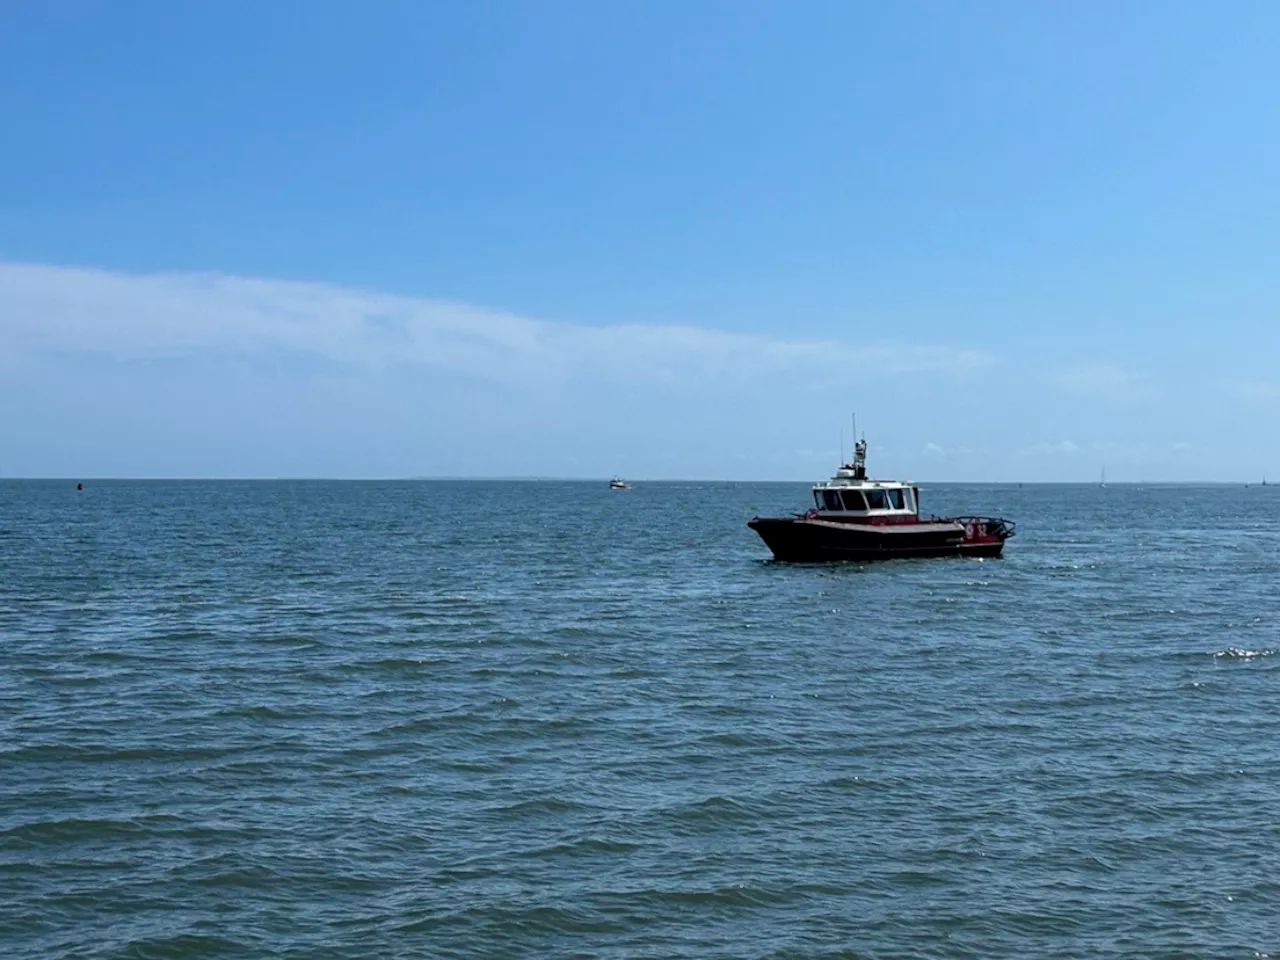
[812,440,920,519]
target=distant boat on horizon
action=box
[1100,466,1106,488]
[609,477,630,490]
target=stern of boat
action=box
[951,516,1016,556]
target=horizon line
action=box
[0,476,1271,486]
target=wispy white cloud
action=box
[1018,440,1081,458]
[1052,362,1160,401]
[0,261,994,384]
[1089,440,1150,455]
[921,442,976,458]
[1225,379,1280,405]
[792,448,840,460]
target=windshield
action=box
[840,489,867,511]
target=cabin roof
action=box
[814,477,914,489]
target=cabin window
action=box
[903,488,915,512]
[822,490,842,511]
[814,491,823,510]
[865,489,888,510]
[887,488,905,509]
[840,489,867,511]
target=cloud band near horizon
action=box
[0,260,994,384]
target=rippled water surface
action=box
[2,480,1278,958]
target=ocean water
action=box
[1,480,1278,959]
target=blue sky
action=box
[2,1,1279,480]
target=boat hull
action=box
[748,516,1007,562]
